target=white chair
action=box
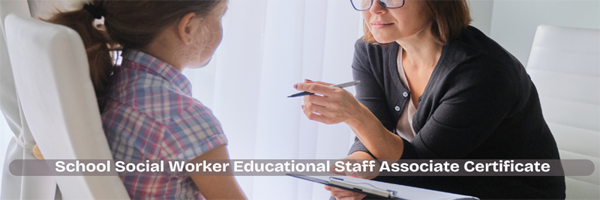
[527,25,600,199]
[1,1,61,199]
[0,2,28,147]
[4,13,130,199]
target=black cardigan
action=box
[348,26,565,199]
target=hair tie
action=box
[83,3,105,19]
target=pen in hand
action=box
[288,80,361,98]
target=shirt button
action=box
[395,106,400,111]
[403,92,408,97]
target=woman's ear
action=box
[177,12,198,45]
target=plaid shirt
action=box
[102,49,227,199]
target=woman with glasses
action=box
[294,0,565,199]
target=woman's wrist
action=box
[344,103,371,128]
[344,104,404,160]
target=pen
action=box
[288,80,361,98]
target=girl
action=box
[48,0,246,199]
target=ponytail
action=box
[45,0,222,111]
[45,1,116,111]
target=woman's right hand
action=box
[294,80,368,126]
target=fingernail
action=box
[305,79,312,82]
[301,105,304,109]
[294,84,298,89]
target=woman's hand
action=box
[325,152,379,200]
[328,153,381,179]
[325,185,367,200]
[295,80,367,125]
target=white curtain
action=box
[182,0,363,199]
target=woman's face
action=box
[362,0,432,43]
[190,0,228,68]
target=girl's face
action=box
[189,0,228,68]
[362,0,432,43]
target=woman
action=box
[294,0,565,199]
[47,0,246,199]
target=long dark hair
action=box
[45,0,222,110]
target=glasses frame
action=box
[350,0,406,11]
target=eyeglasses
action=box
[350,0,405,11]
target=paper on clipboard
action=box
[287,173,479,200]
[287,173,399,199]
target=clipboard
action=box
[288,173,479,200]
[287,173,402,199]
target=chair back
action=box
[0,0,29,137]
[4,13,130,199]
[0,17,20,132]
[527,25,600,199]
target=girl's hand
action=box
[294,80,366,125]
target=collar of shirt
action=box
[120,49,192,96]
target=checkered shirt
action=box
[102,49,227,199]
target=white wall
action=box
[489,0,600,66]
[468,0,495,36]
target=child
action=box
[47,0,246,199]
